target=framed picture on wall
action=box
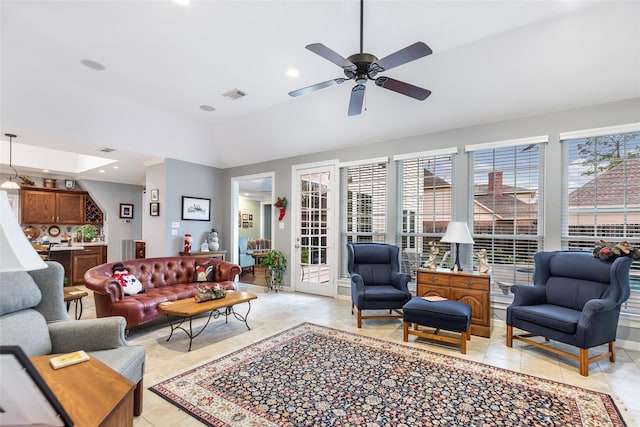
[150,189,159,201]
[182,196,211,221]
[119,203,134,219]
[248,214,253,220]
[150,202,160,216]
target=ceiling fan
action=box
[288,0,432,116]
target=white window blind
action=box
[395,152,454,279]
[339,161,387,278]
[561,128,640,314]
[470,140,545,297]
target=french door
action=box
[293,162,337,297]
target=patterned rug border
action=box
[150,322,627,426]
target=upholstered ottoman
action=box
[402,297,472,354]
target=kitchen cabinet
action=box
[416,268,491,338]
[72,245,107,285]
[21,188,85,224]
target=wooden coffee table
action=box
[30,355,134,427]
[158,291,257,351]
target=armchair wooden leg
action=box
[579,348,589,377]
[133,378,143,416]
[357,309,362,328]
[403,322,409,342]
[609,341,616,362]
[506,325,513,347]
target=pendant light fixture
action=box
[1,133,20,190]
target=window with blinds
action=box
[468,139,545,297]
[561,126,640,314]
[339,161,387,278]
[395,153,454,280]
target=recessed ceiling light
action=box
[174,0,190,5]
[287,69,300,77]
[99,170,105,174]
[42,169,50,173]
[81,59,106,71]
[113,165,119,169]
[200,105,215,112]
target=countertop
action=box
[48,242,108,251]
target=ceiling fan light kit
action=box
[289,0,432,116]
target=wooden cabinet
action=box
[416,268,491,338]
[21,188,84,224]
[135,241,145,259]
[72,245,107,285]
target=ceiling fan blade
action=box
[375,77,431,101]
[371,42,432,73]
[348,85,366,116]
[288,78,346,97]
[306,43,357,71]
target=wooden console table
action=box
[179,250,227,261]
[30,355,134,427]
[416,268,491,338]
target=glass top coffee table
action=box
[158,291,257,351]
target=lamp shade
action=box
[440,221,475,244]
[0,191,47,272]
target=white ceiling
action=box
[1,0,639,186]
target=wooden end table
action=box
[158,291,257,351]
[30,355,134,427]
[63,287,89,320]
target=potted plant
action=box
[77,224,98,242]
[260,250,287,289]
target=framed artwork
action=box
[64,179,75,189]
[182,196,211,221]
[119,203,134,219]
[242,213,249,220]
[150,202,160,216]
[150,188,159,202]
[248,214,253,220]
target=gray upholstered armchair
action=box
[239,236,256,274]
[347,243,412,328]
[507,251,632,376]
[0,261,146,415]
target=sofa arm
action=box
[48,317,129,353]
[510,285,547,306]
[84,273,125,302]
[215,261,241,281]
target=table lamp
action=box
[0,190,47,272]
[440,221,474,272]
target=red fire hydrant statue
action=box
[275,196,287,221]
[183,233,192,253]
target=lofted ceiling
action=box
[1,0,639,186]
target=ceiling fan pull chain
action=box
[360,0,364,54]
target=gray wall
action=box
[77,179,143,262]
[144,158,223,257]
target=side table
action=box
[63,287,88,320]
[179,250,227,261]
[30,355,134,427]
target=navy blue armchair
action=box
[347,243,412,328]
[507,251,632,376]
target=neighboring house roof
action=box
[568,159,640,207]
[473,195,537,220]
[423,169,451,189]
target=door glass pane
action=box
[300,171,331,285]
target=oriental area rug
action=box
[150,323,625,427]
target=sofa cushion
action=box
[193,263,216,282]
[0,309,52,355]
[510,304,581,334]
[0,271,42,315]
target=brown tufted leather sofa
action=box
[84,257,241,329]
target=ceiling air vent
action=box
[222,89,247,100]
[98,147,115,153]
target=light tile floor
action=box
[73,283,640,426]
